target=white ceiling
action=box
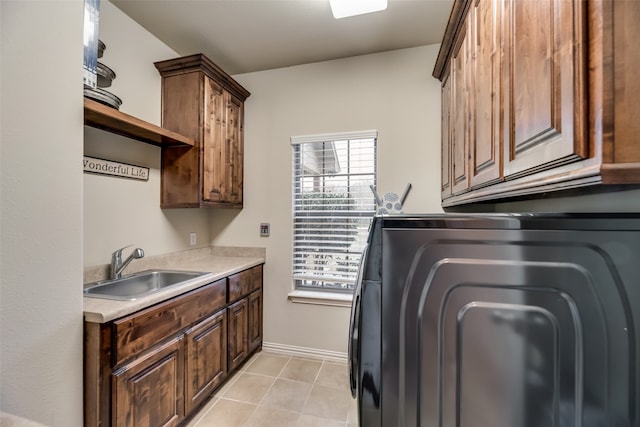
[110,0,454,75]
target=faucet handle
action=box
[110,245,144,279]
[112,244,133,258]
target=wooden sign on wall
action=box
[83,156,149,181]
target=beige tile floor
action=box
[186,351,358,427]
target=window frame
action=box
[290,130,377,300]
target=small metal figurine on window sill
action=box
[370,183,412,215]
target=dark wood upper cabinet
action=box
[434,0,640,207]
[451,22,471,196]
[470,0,502,188]
[154,54,250,208]
[441,73,453,199]
[599,0,640,183]
[502,0,587,178]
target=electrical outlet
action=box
[190,232,197,246]
[260,223,270,237]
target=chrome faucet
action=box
[110,245,145,279]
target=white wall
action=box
[210,45,444,354]
[1,1,84,425]
[0,1,214,423]
[83,0,211,267]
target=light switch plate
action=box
[260,223,270,237]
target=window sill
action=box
[288,290,353,307]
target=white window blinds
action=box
[291,130,377,291]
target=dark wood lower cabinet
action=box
[184,309,227,414]
[84,264,264,427]
[113,336,185,427]
[227,265,264,372]
[248,290,263,354]
[227,298,248,372]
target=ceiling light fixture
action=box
[329,0,388,19]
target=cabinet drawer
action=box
[113,279,226,366]
[228,265,262,303]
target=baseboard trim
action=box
[262,342,348,363]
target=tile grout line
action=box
[219,352,284,427]
[195,352,274,427]
[312,359,325,384]
[296,359,326,421]
[252,353,292,409]
[254,354,318,419]
[192,352,354,426]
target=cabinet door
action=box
[502,0,587,178]
[604,0,640,175]
[441,73,452,200]
[227,298,249,371]
[451,22,471,195]
[185,309,227,414]
[202,77,226,203]
[113,337,184,427]
[247,290,263,354]
[225,92,244,205]
[470,0,502,188]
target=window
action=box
[291,130,377,292]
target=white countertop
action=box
[83,247,265,323]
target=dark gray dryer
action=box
[349,213,640,427]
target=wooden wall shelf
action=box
[84,98,195,147]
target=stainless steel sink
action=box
[83,269,211,301]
